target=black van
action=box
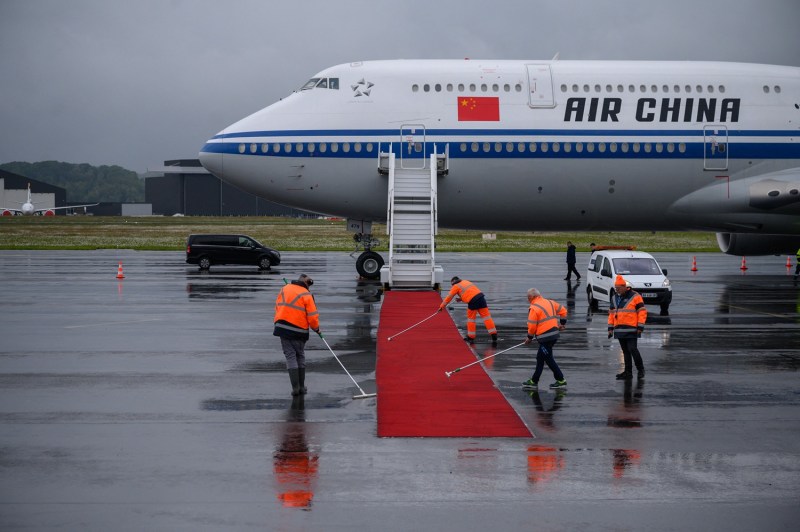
[186,234,281,271]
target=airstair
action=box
[379,151,444,289]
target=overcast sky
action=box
[1,0,798,174]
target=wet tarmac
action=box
[0,250,798,530]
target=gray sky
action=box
[1,0,798,174]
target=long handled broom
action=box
[318,333,377,399]
[445,342,526,378]
[387,311,439,341]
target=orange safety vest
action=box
[608,289,647,337]
[274,283,319,337]
[527,296,567,341]
[441,280,482,306]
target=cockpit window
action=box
[300,78,320,90]
[300,77,339,91]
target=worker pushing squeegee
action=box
[277,277,375,399]
[387,276,499,345]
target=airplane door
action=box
[526,64,555,108]
[400,124,426,169]
[703,125,728,171]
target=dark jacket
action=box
[566,244,577,264]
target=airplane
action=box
[198,59,800,279]
[1,183,97,216]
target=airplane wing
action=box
[36,203,99,213]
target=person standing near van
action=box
[564,241,581,281]
[274,274,319,396]
[608,275,647,380]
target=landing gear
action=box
[351,231,384,280]
[356,251,384,279]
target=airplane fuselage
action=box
[199,60,800,251]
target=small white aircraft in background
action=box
[1,183,97,216]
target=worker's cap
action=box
[614,275,627,286]
[450,276,461,284]
[298,274,314,286]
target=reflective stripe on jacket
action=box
[527,296,567,342]
[608,289,647,338]
[274,282,319,339]
[441,280,482,307]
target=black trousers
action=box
[618,337,644,374]
[531,340,564,382]
[565,262,581,279]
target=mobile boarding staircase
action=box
[379,150,446,290]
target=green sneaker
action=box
[522,379,538,389]
[549,380,567,389]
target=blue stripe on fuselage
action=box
[211,128,797,140]
[201,139,800,160]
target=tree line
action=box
[0,161,144,202]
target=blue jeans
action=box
[531,340,564,382]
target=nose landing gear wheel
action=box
[356,251,384,279]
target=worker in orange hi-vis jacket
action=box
[608,275,647,381]
[438,276,497,345]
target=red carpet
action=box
[377,291,532,438]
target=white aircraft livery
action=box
[199,59,800,277]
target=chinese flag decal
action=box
[457,96,500,121]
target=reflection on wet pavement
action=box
[0,250,798,529]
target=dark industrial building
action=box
[3,160,314,217]
[145,159,314,217]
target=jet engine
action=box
[716,232,800,256]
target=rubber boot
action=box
[288,368,301,396]
[298,367,307,394]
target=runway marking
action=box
[64,318,162,329]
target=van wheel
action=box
[587,285,599,310]
[356,251,384,279]
[258,257,272,270]
[198,257,211,270]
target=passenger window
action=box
[601,258,612,277]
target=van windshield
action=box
[612,257,661,275]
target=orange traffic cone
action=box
[691,256,698,272]
[116,261,125,279]
[786,256,793,269]
[739,257,748,271]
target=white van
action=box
[586,249,672,315]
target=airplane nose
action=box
[198,143,223,177]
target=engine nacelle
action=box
[43,209,56,216]
[716,232,800,256]
[1,210,13,216]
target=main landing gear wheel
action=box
[356,251,384,279]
